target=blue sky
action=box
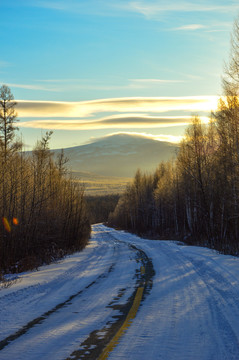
[0,0,238,149]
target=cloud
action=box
[130,78,186,84]
[100,131,184,144]
[205,29,230,33]
[19,114,211,131]
[16,96,219,118]
[171,21,233,32]
[7,78,184,93]
[17,100,87,117]
[5,82,60,92]
[153,134,184,143]
[22,0,239,19]
[121,1,239,18]
[172,24,207,31]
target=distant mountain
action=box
[54,133,178,178]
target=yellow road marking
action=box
[98,286,144,360]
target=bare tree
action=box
[0,84,19,160]
[222,15,239,95]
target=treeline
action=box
[0,85,91,274]
[108,108,239,254]
[86,194,120,224]
[108,17,239,255]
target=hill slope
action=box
[55,133,178,177]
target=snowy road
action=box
[1,224,239,359]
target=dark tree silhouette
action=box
[0,84,18,159]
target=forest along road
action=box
[1,226,239,359]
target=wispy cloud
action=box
[153,134,184,143]
[6,78,185,93]
[23,0,239,19]
[121,1,239,18]
[170,21,233,32]
[101,131,184,144]
[5,82,60,92]
[16,96,219,119]
[130,78,186,84]
[19,113,211,131]
[172,24,207,31]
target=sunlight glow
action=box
[104,132,184,144]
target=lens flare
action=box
[2,217,11,233]
[13,217,19,225]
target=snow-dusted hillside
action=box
[1,225,239,359]
[54,133,177,177]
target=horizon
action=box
[1,1,238,149]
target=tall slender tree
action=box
[0,84,19,160]
[222,16,239,95]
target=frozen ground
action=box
[1,224,239,359]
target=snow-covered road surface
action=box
[1,224,239,359]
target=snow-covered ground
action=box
[1,224,239,359]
